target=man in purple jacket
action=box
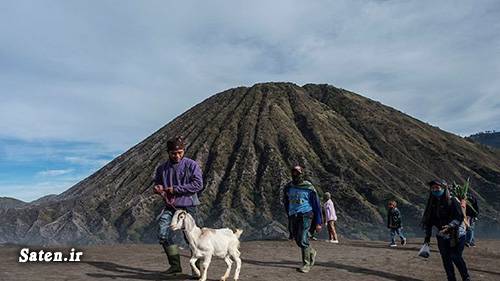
[153,136,203,275]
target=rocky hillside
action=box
[0,197,27,209]
[1,83,499,245]
[468,131,500,149]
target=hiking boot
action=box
[389,243,397,247]
[297,247,312,273]
[162,244,182,275]
[297,264,311,273]
[309,247,317,267]
[401,238,407,246]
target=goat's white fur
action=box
[170,210,243,281]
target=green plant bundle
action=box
[452,178,470,199]
[451,178,477,214]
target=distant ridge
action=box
[0,197,27,209]
[468,131,500,149]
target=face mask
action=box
[432,189,445,197]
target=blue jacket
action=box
[283,180,322,227]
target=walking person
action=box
[282,165,322,273]
[387,200,406,247]
[465,192,479,247]
[422,179,471,281]
[153,136,204,276]
[323,192,339,243]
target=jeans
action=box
[437,235,470,281]
[465,219,475,245]
[157,206,198,246]
[289,213,313,249]
[390,227,405,244]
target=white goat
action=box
[170,210,243,281]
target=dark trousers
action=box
[437,235,470,281]
[289,213,312,249]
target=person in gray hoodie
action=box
[153,136,203,275]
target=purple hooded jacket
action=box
[154,157,203,208]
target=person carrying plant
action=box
[465,192,479,247]
[422,179,471,281]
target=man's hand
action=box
[153,185,164,194]
[165,186,174,194]
[315,224,322,233]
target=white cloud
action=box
[0,0,499,150]
[36,169,74,177]
[64,156,112,167]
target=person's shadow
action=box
[347,241,440,253]
[83,261,192,280]
[242,258,425,281]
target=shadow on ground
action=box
[346,241,440,253]
[469,267,500,277]
[84,261,192,281]
[242,257,425,281]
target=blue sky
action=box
[1,1,499,201]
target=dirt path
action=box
[1,239,499,280]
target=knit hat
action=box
[427,179,448,187]
[167,136,185,151]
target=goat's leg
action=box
[220,255,233,281]
[233,253,241,280]
[199,254,212,281]
[228,247,242,281]
[189,257,201,278]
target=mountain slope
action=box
[1,82,499,245]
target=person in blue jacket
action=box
[282,165,322,273]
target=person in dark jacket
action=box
[153,136,203,275]
[465,192,479,247]
[387,200,406,247]
[422,179,471,281]
[282,165,322,273]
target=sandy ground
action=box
[1,239,499,281]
